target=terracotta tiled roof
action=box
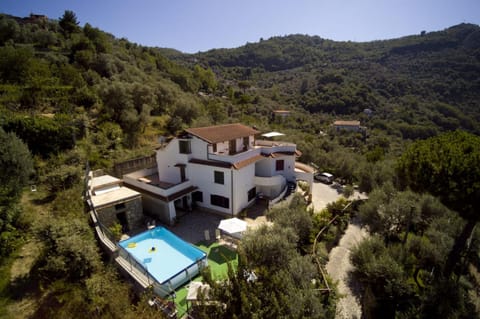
[184,123,260,143]
[233,154,264,169]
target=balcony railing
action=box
[254,140,296,155]
[208,147,261,164]
[208,140,297,164]
[124,169,193,198]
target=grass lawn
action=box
[173,241,238,317]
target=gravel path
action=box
[326,222,369,319]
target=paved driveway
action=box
[309,181,369,319]
[310,181,367,211]
[310,181,342,211]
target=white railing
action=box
[123,175,193,198]
[208,148,261,164]
[254,174,286,187]
[269,184,288,207]
[254,140,296,155]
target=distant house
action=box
[333,120,363,132]
[363,108,373,116]
[26,14,48,24]
[273,110,292,121]
[123,123,313,225]
[87,173,143,232]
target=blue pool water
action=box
[119,227,206,285]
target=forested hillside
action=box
[188,23,480,139]
[0,10,479,319]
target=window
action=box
[211,195,229,208]
[212,143,217,153]
[115,203,126,210]
[192,191,203,202]
[214,171,224,184]
[248,187,256,201]
[179,140,191,154]
[276,159,285,171]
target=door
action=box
[229,139,236,155]
[116,211,129,232]
[179,165,186,182]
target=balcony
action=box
[254,140,297,155]
[208,147,262,164]
[123,168,194,199]
[207,140,297,164]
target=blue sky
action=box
[1,0,479,53]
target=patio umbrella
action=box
[218,218,247,236]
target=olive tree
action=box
[397,130,480,276]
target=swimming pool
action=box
[119,227,207,296]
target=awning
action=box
[218,218,247,236]
[261,131,285,138]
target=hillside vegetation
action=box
[0,10,479,319]
[188,23,480,137]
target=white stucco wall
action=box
[156,138,189,184]
[281,155,296,182]
[254,175,286,198]
[156,136,212,184]
[188,163,232,215]
[141,193,173,225]
[255,155,295,182]
[232,164,256,214]
[191,137,208,160]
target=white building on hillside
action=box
[123,123,313,225]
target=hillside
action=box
[187,23,480,139]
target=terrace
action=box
[123,167,195,200]
[207,139,298,165]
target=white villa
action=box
[123,123,313,225]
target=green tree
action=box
[59,10,80,36]
[0,15,20,44]
[397,130,480,276]
[0,128,33,256]
[37,218,101,281]
[99,81,151,146]
[241,224,298,271]
[193,65,218,92]
[0,127,33,201]
[351,236,415,318]
[0,45,34,84]
[266,194,313,246]
[359,186,422,243]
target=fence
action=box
[113,154,157,178]
[84,162,200,318]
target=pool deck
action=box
[139,205,268,317]
[166,203,269,245]
[167,210,223,244]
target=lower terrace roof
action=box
[90,186,141,209]
[126,183,198,203]
[189,153,267,170]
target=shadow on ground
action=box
[208,245,236,265]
